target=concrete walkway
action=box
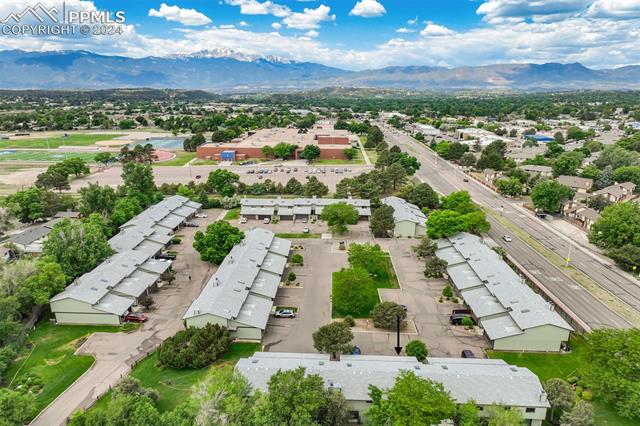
[30,217,216,425]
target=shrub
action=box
[287,272,297,282]
[291,253,304,265]
[451,297,459,304]
[461,316,474,329]
[442,285,453,298]
[424,257,448,278]
[157,323,231,369]
[405,340,428,362]
[582,391,593,401]
[171,237,182,244]
[567,376,579,384]
[343,315,356,327]
[370,302,407,330]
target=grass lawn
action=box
[365,149,378,163]
[0,150,100,163]
[191,159,218,166]
[0,134,122,149]
[153,151,196,166]
[332,255,399,318]
[275,232,321,239]
[488,336,634,426]
[224,208,240,220]
[91,342,260,413]
[3,321,138,417]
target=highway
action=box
[382,126,636,330]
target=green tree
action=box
[35,169,70,191]
[460,210,490,234]
[0,388,36,426]
[291,253,304,265]
[312,321,353,360]
[59,157,90,177]
[94,152,115,165]
[552,151,585,177]
[595,145,640,170]
[386,162,408,190]
[300,144,321,162]
[343,147,358,160]
[426,210,465,238]
[109,196,142,231]
[495,177,524,197]
[273,143,297,159]
[193,221,244,265]
[580,164,603,181]
[560,400,594,426]
[544,378,575,422]
[424,257,448,279]
[589,202,640,249]
[412,237,437,258]
[303,176,329,197]
[43,219,114,279]
[457,400,481,426]
[612,166,640,187]
[405,339,428,362]
[586,328,640,420]
[121,162,157,208]
[347,243,387,277]
[370,301,406,330]
[284,177,304,195]
[606,244,640,271]
[320,202,358,234]
[486,405,524,425]
[332,267,373,317]
[5,187,59,223]
[367,370,456,426]
[25,257,67,305]
[207,169,240,197]
[261,145,274,158]
[407,183,439,209]
[531,180,574,213]
[441,191,477,214]
[78,183,117,216]
[157,324,231,369]
[365,126,384,148]
[369,204,395,238]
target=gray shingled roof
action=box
[435,233,573,340]
[382,196,427,226]
[183,228,291,330]
[236,352,550,409]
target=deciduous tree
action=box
[193,221,244,265]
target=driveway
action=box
[30,211,219,426]
[352,238,490,357]
[263,238,348,353]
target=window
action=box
[526,407,536,413]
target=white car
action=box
[240,217,248,224]
[263,217,271,224]
[502,235,513,242]
[195,213,208,219]
[303,227,310,234]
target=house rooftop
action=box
[382,196,427,225]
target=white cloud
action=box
[282,4,335,29]
[271,22,282,29]
[305,30,319,37]
[395,27,415,33]
[420,23,454,37]
[148,3,212,26]
[225,0,291,18]
[407,16,419,25]
[219,24,236,29]
[587,0,640,19]
[239,20,249,26]
[476,0,590,23]
[349,0,386,18]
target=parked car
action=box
[156,253,176,260]
[124,312,148,323]
[263,217,271,224]
[195,213,208,219]
[274,309,296,318]
[502,235,513,242]
[449,314,476,326]
[461,349,475,358]
[463,177,469,182]
[240,217,248,224]
[303,227,310,234]
[195,175,202,179]
[352,346,362,355]
[184,222,199,227]
[400,304,408,312]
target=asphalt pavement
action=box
[382,126,635,330]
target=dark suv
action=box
[449,314,476,326]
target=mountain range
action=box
[1,49,639,92]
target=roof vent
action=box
[251,359,258,364]
[510,367,518,372]
[414,365,421,370]
[319,361,324,366]
[346,363,352,367]
[441,365,449,370]
[521,309,530,314]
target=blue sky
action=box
[1,0,639,69]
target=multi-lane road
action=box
[382,126,638,330]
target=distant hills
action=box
[1,49,639,92]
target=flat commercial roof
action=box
[183,228,291,331]
[236,352,550,409]
[436,232,573,340]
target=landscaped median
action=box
[3,320,139,419]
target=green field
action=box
[3,320,138,417]
[191,158,218,166]
[153,151,196,167]
[0,150,100,163]
[224,208,241,220]
[488,337,634,426]
[91,342,260,413]
[332,255,399,318]
[0,134,122,149]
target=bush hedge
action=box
[157,323,231,369]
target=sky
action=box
[0,0,639,70]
